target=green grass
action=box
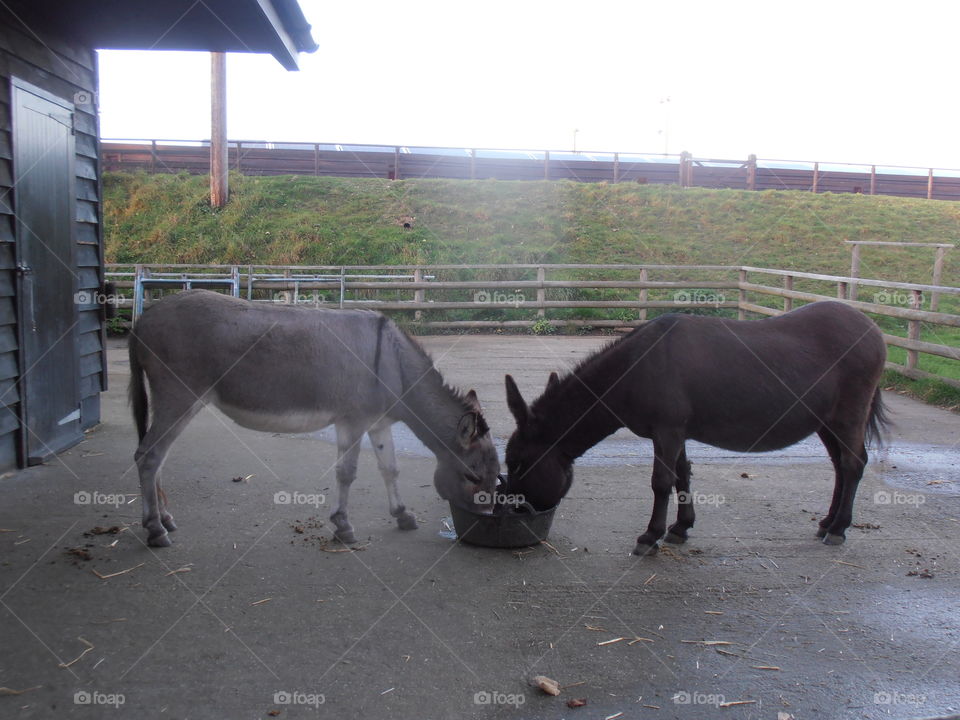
[104,172,960,405]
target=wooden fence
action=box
[105,263,960,389]
[101,140,960,201]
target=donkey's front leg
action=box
[368,421,417,531]
[633,434,683,556]
[330,424,364,544]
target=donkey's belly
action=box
[214,399,336,433]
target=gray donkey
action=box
[128,290,500,547]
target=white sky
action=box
[97,0,960,168]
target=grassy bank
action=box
[103,172,960,406]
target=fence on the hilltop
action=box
[105,263,960,389]
[101,140,960,201]
[100,140,960,200]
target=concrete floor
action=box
[1,334,959,720]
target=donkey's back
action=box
[130,289,397,434]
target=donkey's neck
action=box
[535,373,625,461]
[389,351,467,459]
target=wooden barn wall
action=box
[0,10,104,470]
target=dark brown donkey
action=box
[503,301,890,556]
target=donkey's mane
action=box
[529,321,660,416]
[392,322,489,425]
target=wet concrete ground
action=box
[1,335,958,719]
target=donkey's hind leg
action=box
[816,428,844,540]
[820,427,868,546]
[368,421,417,531]
[330,423,364,544]
[135,394,201,547]
[665,447,694,544]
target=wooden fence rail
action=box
[105,263,960,389]
[101,140,960,202]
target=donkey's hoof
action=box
[664,530,688,545]
[161,515,178,532]
[822,533,846,546]
[334,529,357,545]
[815,527,827,539]
[148,532,172,548]
[396,513,418,531]
[632,542,659,557]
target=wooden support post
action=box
[849,242,860,301]
[812,162,819,193]
[869,165,876,195]
[746,154,757,190]
[413,267,424,322]
[210,52,228,208]
[638,267,648,321]
[837,281,847,300]
[927,168,934,199]
[544,151,550,181]
[931,246,946,312]
[613,152,620,184]
[906,289,922,370]
[314,143,320,176]
[536,266,545,318]
[783,275,793,312]
[738,269,746,319]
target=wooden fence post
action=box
[849,242,860,301]
[393,146,401,180]
[738,269,746,319]
[536,266,546,318]
[314,143,320,176]
[783,275,793,312]
[544,151,550,181]
[931,246,946,312]
[639,267,648,321]
[150,139,158,172]
[746,154,757,190]
[414,267,423,322]
[812,162,819,193]
[927,168,934,199]
[235,141,242,173]
[870,165,876,195]
[470,149,476,180]
[613,152,620,184]
[907,289,922,370]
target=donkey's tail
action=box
[128,332,149,442]
[865,387,892,449]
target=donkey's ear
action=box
[546,371,560,391]
[457,412,478,448]
[464,388,481,411]
[505,374,529,428]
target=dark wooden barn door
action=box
[12,79,82,464]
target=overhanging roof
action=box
[6,0,318,70]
